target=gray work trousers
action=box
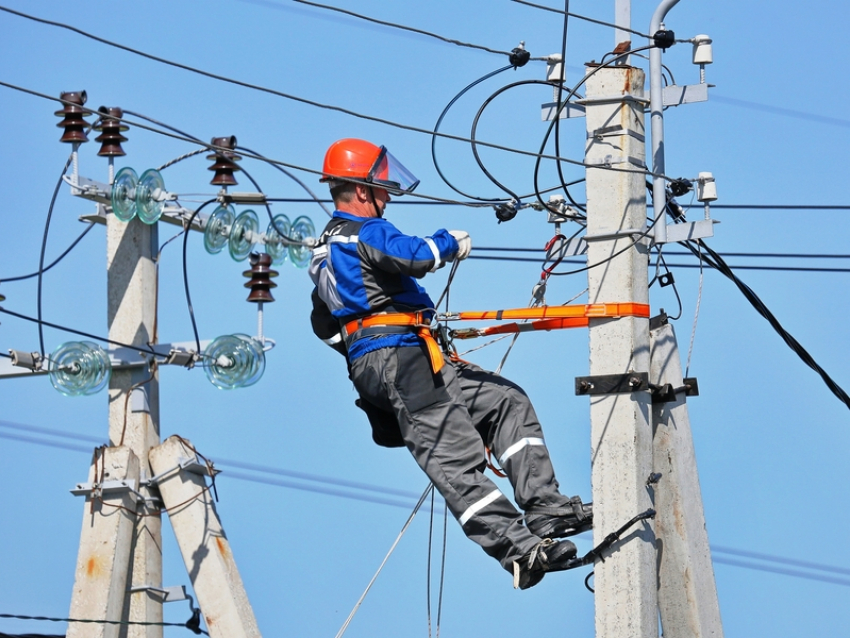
[349,343,573,571]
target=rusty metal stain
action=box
[85,555,101,578]
[215,536,229,559]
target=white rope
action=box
[334,483,435,638]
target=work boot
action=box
[525,496,593,539]
[512,538,578,590]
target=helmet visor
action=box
[368,147,420,195]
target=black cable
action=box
[0,612,207,635]
[431,64,514,202]
[470,79,563,201]
[291,0,514,56]
[237,145,332,217]
[553,0,582,212]
[0,307,159,356]
[649,250,683,320]
[510,0,652,39]
[181,200,218,354]
[681,238,850,410]
[468,254,850,273]
[533,43,656,212]
[36,155,73,357]
[1,223,95,283]
[0,78,666,191]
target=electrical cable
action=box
[0,612,207,635]
[181,200,219,355]
[532,43,656,212]
[237,145,332,217]
[0,222,95,283]
[681,238,850,410]
[510,0,652,39]
[431,64,515,202]
[291,0,514,56]
[469,78,563,201]
[552,0,582,212]
[686,242,704,376]
[37,155,73,357]
[0,307,159,357]
[0,78,668,193]
[5,423,848,588]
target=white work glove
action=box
[448,230,472,261]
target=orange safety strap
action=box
[453,317,590,340]
[450,302,650,322]
[342,312,444,375]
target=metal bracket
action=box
[575,372,649,396]
[540,101,586,121]
[70,479,142,502]
[656,219,715,244]
[583,227,649,243]
[587,124,646,143]
[130,584,191,604]
[576,94,650,107]
[649,382,677,403]
[662,83,709,107]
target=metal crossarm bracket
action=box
[70,479,142,502]
[129,584,191,604]
[575,371,649,396]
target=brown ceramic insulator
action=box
[54,91,89,144]
[243,252,279,303]
[207,135,242,186]
[94,106,128,157]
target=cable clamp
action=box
[164,349,198,369]
[8,350,44,372]
[587,125,646,143]
[142,454,219,487]
[587,154,646,169]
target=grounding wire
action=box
[291,0,514,56]
[4,422,850,587]
[681,238,850,410]
[0,222,95,283]
[238,144,333,217]
[431,64,515,202]
[36,154,73,358]
[686,240,704,376]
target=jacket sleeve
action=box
[357,219,458,278]
[310,287,347,356]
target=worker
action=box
[308,138,592,589]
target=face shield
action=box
[367,147,420,196]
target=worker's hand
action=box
[448,230,472,261]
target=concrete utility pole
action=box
[650,317,724,637]
[68,214,163,638]
[583,64,657,638]
[150,436,261,638]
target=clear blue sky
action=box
[1,1,849,636]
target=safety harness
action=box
[340,302,651,375]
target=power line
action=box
[2,420,849,589]
[0,8,665,184]
[510,0,651,38]
[289,0,514,56]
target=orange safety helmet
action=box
[320,138,419,195]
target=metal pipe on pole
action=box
[650,0,681,245]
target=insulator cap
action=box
[243,252,278,303]
[208,135,242,186]
[94,106,128,157]
[55,91,90,144]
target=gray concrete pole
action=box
[67,447,140,638]
[583,64,657,638]
[106,215,162,638]
[150,436,262,638]
[650,317,724,637]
